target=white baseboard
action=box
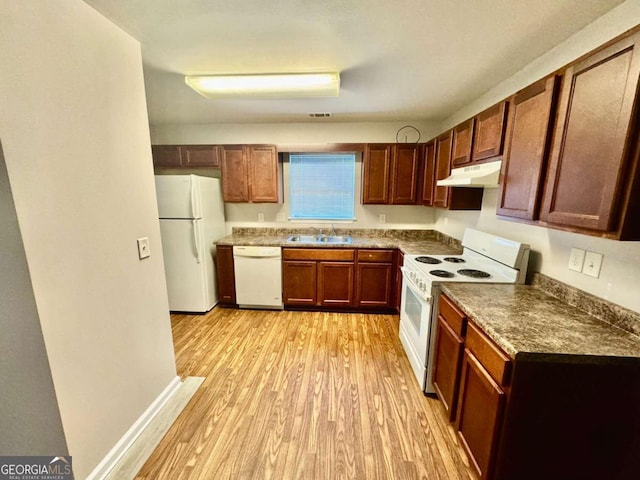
[86,375,181,480]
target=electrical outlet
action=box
[583,251,603,278]
[258,213,264,222]
[568,248,585,272]
[137,237,150,259]
[379,214,386,224]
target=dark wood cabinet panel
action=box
[452,119,475,167]
[540,32,640,233]
[282,261,317,306]
[318,262,354,307]
[221,145,278,203]
[497,77,559,220]
[152,145,183,168]
[248,145,279,203]
[394,251,404,311]
[390,144,421,204]
[221,146,249,202]
[356,262,393,308]
[183,145,220,167]
[433,316,465,421]
[422,140,436,206]
[215,245,236,305]
[362,144,391,204]
[472,102,508,162]
[434,131,453,208]
[456,349,506,479]
[152,145,221,168]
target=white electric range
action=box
[399,228,530,394]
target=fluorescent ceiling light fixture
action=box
[185,72,340,98]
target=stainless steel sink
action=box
[286,234,352,244]
[316,235,352,244]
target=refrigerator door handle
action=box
[192,220,201,263]
[189,175,196,219]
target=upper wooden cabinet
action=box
[390,144,421,204]
[434,131,453,208]
[539,31,640,238]
[422,140,436,206]
[220,145,279,203]
[497,77,559,220]
[451,119,475,167]
[362,144,392,204]
[434,131,483,211]
[472,102,508,162]
[152,145,221,168]
[362,143,421,205]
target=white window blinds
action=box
[289,153,356,220]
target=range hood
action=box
[437,159,502,188]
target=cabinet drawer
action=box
[439,294,467,337]
[357,249,394,263]
[465,321,511,386]
[282,248,354,262]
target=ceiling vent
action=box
[308,112,332,118]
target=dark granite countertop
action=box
[440,282,640,361]
[216,228,462,256]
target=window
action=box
[289,153,356,220]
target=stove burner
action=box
[416,256,441,265]
[429,269,455,278]
[444,257,466,263]
[458,269,491,279]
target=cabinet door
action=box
[362,144,392,204]
[456,349,506,479]
[215,245,236,305]
[183,145,220,168]
[497,77,559,220]
[221,146,249,202]
[432,316,464,421]
[390,144,420,204]
[248,145,279,203]
[394,251,404,311]
[422,140,436,206]
[356,263,393,308]
[318,262,354,307]
[152,145,183,168]
[472,102,508,162]
[540,32,640,231]
[282,261,317,306]
[452,119,475,167]
[434,131,453,208]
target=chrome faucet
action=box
[331,223,337,236]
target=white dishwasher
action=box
[233,246,283,309]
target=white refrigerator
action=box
[155,175,226,312]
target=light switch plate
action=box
[137,237,150,259]
[583,251,603,278]
[258,212,264,222]
[568,248,585,272]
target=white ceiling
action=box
[84,0,624,125]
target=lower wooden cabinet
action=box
[282,248,355,308]
[318,262,354,307]
[394,251,404,311]
[282,247,396,310]
[432,316,465,421]
[215,245,236,305]
[456,348,506,479]
[282,261,317,306]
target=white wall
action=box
[0,142,68,456]
[434,0,640,313]
[0,2,177,478]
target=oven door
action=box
[399,268,433,390]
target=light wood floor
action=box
[135,308,476,480]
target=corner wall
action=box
[0,2,177,477]
[434,0,640,313]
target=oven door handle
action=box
[401,267,432,303]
